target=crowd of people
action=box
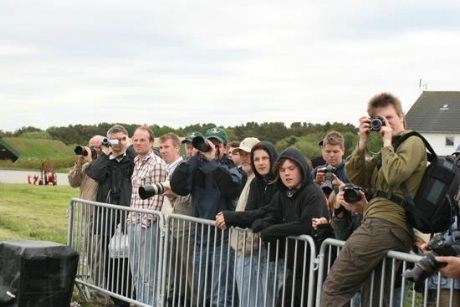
[68,92,460,307]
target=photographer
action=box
[313,131,349,198]
[68,135,104,200]
[414,229,460,306]
[437,148,460,281]
[170,126,243,306]
[85,124,135,307]
[67,135,107,302]
[126,126,167,306]
[329,183,365,241]
[321,93,427,306]
[414,150,460,306]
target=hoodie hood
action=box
[250,141,278,181]
[275,146,312,191]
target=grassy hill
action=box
[0,137,75,170]
[3,137,74,160]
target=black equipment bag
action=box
[394,131,459,233]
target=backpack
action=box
[393,131,460,234]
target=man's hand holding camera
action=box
[201,140,217,161]
[74,146,93,165]
[335,183,366,215]
[358,115,392,150]
[436,256,460,278]
[101,144,112,156]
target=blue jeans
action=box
[128,223,159,306]
[193,239,234,307]
[235,248,284,307]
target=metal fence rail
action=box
[316,238,459,307]
[163,214,318,307]
[68,198,166,307]
[68,198,459,307]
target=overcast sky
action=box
[1,1,460,132]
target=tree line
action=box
[0,121,383,160]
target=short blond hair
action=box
[322,130,344,150]
[160,132,180,147]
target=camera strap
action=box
[374,190,406,207]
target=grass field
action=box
[0,183,78,243]
[0,183,105,306]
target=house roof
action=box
[0,138,20,162]
[406,91,460,133]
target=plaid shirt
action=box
[128,151,167,227]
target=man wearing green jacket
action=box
[321,93,426,306]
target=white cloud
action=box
[1,1,460,131]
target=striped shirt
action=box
[128,151,167,227]
[167,156,183,179]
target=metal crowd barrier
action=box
[316,238,460,307]
[68,198,459,307]
[68,198,166,307]
[163,214,318,307]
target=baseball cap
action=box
[205,127,228,144]
[237,137,260,153]
[181,131,201,144]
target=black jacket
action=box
[223,141,278,223]
[85,147,135,234]
[170,154,242,220]
[224,147,331,268]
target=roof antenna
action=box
[419,78,428,92]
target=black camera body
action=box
[369,116,386,131]
[319,165,337,195]
[191,135,211,153]
[74,146,97,160]
[343,183,363,203]
[139,181,170,200]
[101,137,119,147]
[403,234,460,286]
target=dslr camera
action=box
[102,137,119,146]
[403,234,460,287]
[319,165,337,195]
[139,181,170,199]
[74,145,97,160]
[369,116,386,132]
[343,183,363,203]
[191,135,212,153]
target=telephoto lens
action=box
[343,184,362,203]
[138,181,170,200]
[102,138,119,146]
[192,135,211,152]
[74,145,88,156]
[403,234,460,289]
[319,165,337,195]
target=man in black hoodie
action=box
[217,146,331,306]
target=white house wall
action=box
[419,133,460,156]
